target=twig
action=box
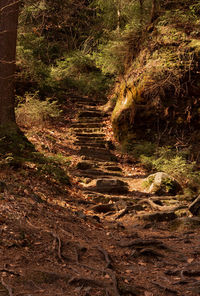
[1,277,13,296]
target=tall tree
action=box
[0,0,19,126]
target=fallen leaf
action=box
[138,261,146,266]
[144,292,154,296]
[187,258,194,264]
[124,279,129,283]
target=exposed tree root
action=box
[1,277,13,296]
[118,238,167,249]
[97,246,112,269]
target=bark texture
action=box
[0,0,19,125]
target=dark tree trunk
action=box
[0,0,19,126]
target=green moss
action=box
[142,175,155,189]
[111,83,137,141]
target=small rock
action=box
[189,195,200,216]
[144,172,182,196]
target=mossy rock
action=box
[111,86,136,142]
[143,172,182,196]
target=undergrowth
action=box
[123,140,200,197]
[15,92,61,127]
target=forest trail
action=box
[0,96,200,296]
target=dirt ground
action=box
[0,96,200,296]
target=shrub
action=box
[16,92,62,127]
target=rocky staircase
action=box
[70,96,133,210]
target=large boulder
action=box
[143,172,182,196]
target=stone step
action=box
[80,147,111,153]
[74,138,106,143]
[78,106,101,112]
[76,102,105,107]
[84,179,129,195]
[73,128,104,133]
[77,111,104,119]
[81,152,118,162]
[103,166,122,172]
[76,169,122,178]
[75,139,107,144]
[75,133,105,138]
[83,154,117,162]
[71,123,104,128]
[74,142,106,149]
[76,118,103,123]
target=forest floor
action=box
[0,95,200,296]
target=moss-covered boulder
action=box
[143,172,182,196]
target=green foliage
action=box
[94,40,125,75]
[123,140,200,192]
[91,0,152,31]
[190,3,200,17]
[50,51,112,96]
[122,140,155,158]
[142,175,155,189]
[141,147,200,192]
[15,92,61,127]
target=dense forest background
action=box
[0,1,200,294]
[14,0,200,195]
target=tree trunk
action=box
[0,0,19,126]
